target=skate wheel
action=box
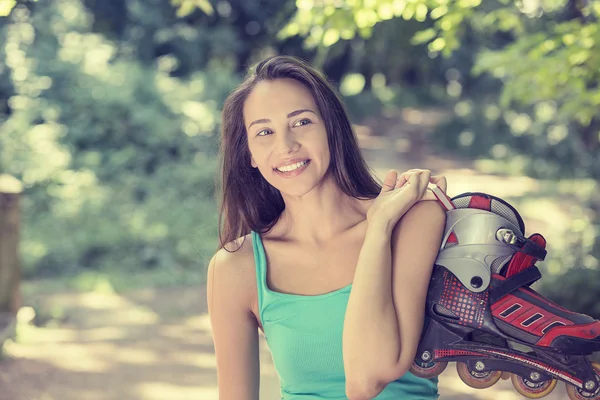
[566,362,600,400]
[409,359,448,379]
[456,361,502,389]
[511,373,557,398]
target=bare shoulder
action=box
[392,200,447,241]
[207,234,262,398]
[207,233,257,310]
[210,233,255,269]
[404,199,447,222]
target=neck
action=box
[274,173,369,246]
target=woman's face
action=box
[243,78,331,196]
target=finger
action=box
[430,175,447,193]
[421,170,432,187]
[397,169,423,188]
[396,172,410,189]
[418,170,431,199]
[381,169,398,193]
[398,169,432,188]
[406,171,419,188]
[396,172,419,198]
[421,181,443,201]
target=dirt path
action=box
[0,110,580,399]
[0,286,569,400]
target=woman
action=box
[207,55,447,400]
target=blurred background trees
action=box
[1,0,598,315]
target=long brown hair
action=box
[216,55,382,251]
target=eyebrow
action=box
[248,109,316,130]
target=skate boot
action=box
[411,188,600,399]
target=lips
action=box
[273,159,311,178]
[273,158,311,170]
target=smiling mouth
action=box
[274,159,310,172]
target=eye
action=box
[257,129,272,137]
[294,118,312,127]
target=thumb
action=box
[380,170,398,194]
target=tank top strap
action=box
[251,231,269,318]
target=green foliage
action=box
[0,0,238,279]
[542,267,600,319]
[282,0,600,180]
[171,0,214,17]
[476,20,600,121]
[278,0,485,52]
[278,0,430,47]
[161,0,300,75]
[0,0,18,17]
[2,0,599,318]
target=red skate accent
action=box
[481,348,583,387]
[513,309,570,334]
[512,308,544,327]
[491,294,530,321]
[490,278,512,311]
[491,273,577,316]
[489,296,509,312]
[491,293,575,339]
[522,288,579,316]
[439,270,487,329]
[535,319,575,337]
[447,232,458,245]
[429,184,455,210]
[505,234,546,277]
[529,314,556,332]
[434,349,482,358]
[536,320,600,347]
[468,195,492,211]
[433,347,583,387]
[504,304,531,324]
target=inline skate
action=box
[411,187,600,399]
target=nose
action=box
[276,128,299,153]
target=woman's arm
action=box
[207,247,260,400]
[385,200,446,380]
[343,220,399,399]
[343,200,446,399]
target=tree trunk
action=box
[0,174,23,353]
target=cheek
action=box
[315,131,330,160]
[249,146,273,172]
[247,142,263,159]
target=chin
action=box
[277,178,332,199]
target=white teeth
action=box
[276,160,308,172]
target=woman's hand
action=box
[397,168,447,201]
[366,169,447,232]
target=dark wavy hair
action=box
[216,55,382,251]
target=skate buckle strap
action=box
[428,183,455,211]
[428,185,546,261]
[490,266,542,303]
[498,230,547,261]
[521,239,547,261]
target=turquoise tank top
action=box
[251,231,439,400]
